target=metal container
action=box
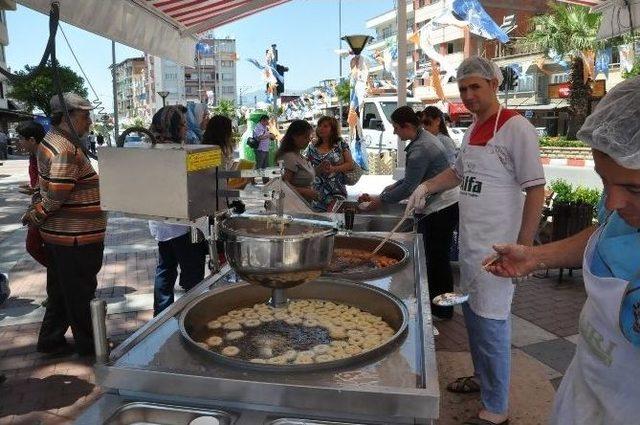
[103,402,236,424]
[324,235,409,280]
[99,144,222,221]
[220,214,337,289]
[179,278,408,372]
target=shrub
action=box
[539,136,587,148]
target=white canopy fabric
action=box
[593,0,640,40]
[16,0,290,65]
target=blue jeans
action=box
[256,150,269,169]
[153,233,206,316]
[462,302,511,415]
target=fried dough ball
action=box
[250,358,267,364]
[225,331,244,341]
[330,340,349,349]
[282,350,298,362]
[206,320,222,330]
[205,336,223,347]
[223,321,242,331]
[293,355,314,364]
[284,316,302,325]
[315,354,335,363]
[242,319,261,328]
[217,315,232,324]
[222,346,240,356]
[344,345,362,355]
[222,345,240,357]
[312,344,330,354]
[303,319,319,327]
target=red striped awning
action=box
[145,0,291,35]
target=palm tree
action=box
[519,2,601,139]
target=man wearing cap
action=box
[23,92,106,356]
[406,57,546,425]
[485,76,640,425]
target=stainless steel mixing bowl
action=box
[220,214,337,289]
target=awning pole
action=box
[395,0,408,179]
[112,40,119,146]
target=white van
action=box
[359,97,424,151]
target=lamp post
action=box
[340,34,373,140]
[157,91,170,107]
[341,34,373,56]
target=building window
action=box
[221,73,233,80]
[0,45,5,64]
[221,60,234,68]
[551,73,569,84]
[418,0,426,7]
[222,86,234,94]
[516,73,535,92]
[381,26,393,39]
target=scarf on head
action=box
[185,102,208,144]
[150,106,185,143]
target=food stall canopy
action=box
[16,0,290,65]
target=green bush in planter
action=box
[548,179,601,241]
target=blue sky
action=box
[6,0,394,113]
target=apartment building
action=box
[145,37,237,112]
[364,1,414,86]
[113,57,147,121]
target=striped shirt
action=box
[34,128,107,246]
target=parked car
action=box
[535,127,548,137]
[123,134,145,148]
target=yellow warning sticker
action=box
[186,150,222,172]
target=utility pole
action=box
[338,0,343,128]
[272,44,278,113]
[111,40,119,146]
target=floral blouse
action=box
[306,139,349,212]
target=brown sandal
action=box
[447,376,481,393]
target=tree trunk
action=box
[566,57,591,140]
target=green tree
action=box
[10,61,89,116]
[335,79,351,105]
[213,99,236,119]
[622,57,640,79]
[519,3,601,139]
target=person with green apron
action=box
[485,76,640,425]
[406,56,546,425]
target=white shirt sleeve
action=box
[454,126,472,179]
[502,116,546,189]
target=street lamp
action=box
[341,34,374,55]
[157,91,170,107]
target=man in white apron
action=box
[485,76,640,425]
[406,56,546,425]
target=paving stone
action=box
[521,338,576,375]
[511,315,558,348]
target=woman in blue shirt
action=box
[484,76,640,425]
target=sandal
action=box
[463,417,509,425]
[447,376,480,393]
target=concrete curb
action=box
[540,157,595,168]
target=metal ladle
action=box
[432,255,502,307]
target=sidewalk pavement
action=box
[0,157,588,424]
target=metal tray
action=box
[324,235,409,280]
[178,278,409,372]
[104,402,236,425]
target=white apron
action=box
[551,227,640,425]
[458,108,524,320]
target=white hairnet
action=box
[577,76,640,170]
[456,56,503,86]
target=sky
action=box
[6,0,395,113]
